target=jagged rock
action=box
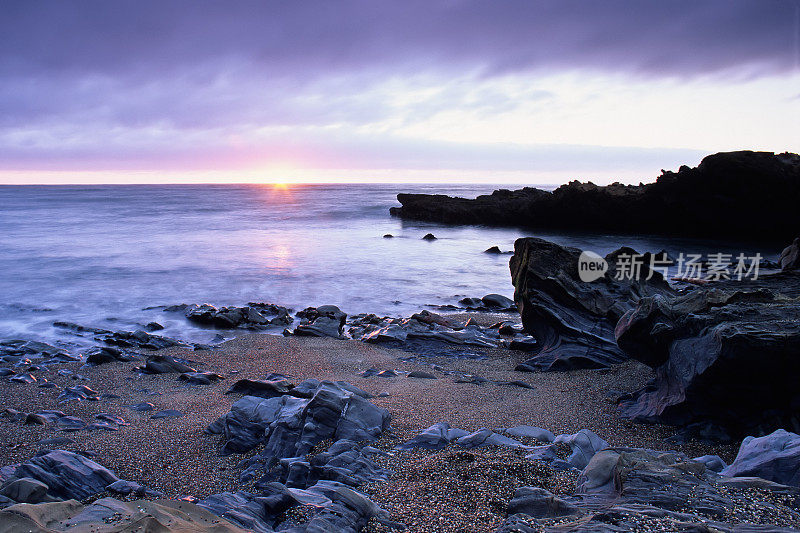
[0,477,54,504]
[208,380,390,457]
[455,428,530,449]
[226,377,302,398]
[507,486,580,518]
[58,385,100,403]
[616,273,800,437]
[85,346,132,365]
[99,329,188,350]
[179,371,224,385]
[9,373,36,384]
[394,422,469,450]
[502,426,555,443]
[183,303,289,330]
[391,151,800,241]
[780,237,800,270]
[693,454,727,473]
[106,480,163,497]
[395,423,531,451]
[136,354,197,374]
[292,305,347,338]
[1,339,73,362]
[722,429,800,487]
[8,450,120,500]
[526,429,609,470]
[509,237,671,372]
[458,297,483,307]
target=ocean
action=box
[0,183,774,350]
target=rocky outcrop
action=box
[391,151,800,241]
[615,272,800,438]
[509,237,672,371]
[206,379,399,531]
[498,433,800,532]
[181,303,293,329]
[0,497,247,532]
[0,450,154,505]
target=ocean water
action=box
[0,183,775,350]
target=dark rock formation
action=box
[290,305,347,338]
[182,303,292,329]
[615,272,800,438]
[3,450,123,501]
[499,436,800,532]
[780,237,800,270]
[136,354,198,374]
[391,151,800,242]
[509,237,672,371]
[722,429,800,487]
[207,380,390,456]
[205,380,399,531]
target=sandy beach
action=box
[0,322,739,531]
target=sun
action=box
[272,182,290,190]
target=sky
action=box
[1,0,799,185]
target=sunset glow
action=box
[1,1,798,185]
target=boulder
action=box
[722,429,800,487]
[9,450,120,500]
[615,273,800,437]
[507,486,580,518]
[509,237,671,371]
[292,306,347,338]
[480,294,515,309]
[502,426,555,443]
[208,380,390,457]
[0,478,53,504]
[137,355,197,374]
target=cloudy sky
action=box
[1,0,799,184]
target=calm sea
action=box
[0,183,774,349]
